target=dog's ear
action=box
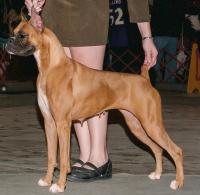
[20,6,31,22]
[30,7,44,32]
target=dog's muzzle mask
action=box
[6,32,36,57]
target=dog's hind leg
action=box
[38,117,57,187]
[49,119,71,193]
[141,120,184,190]
[120,110,163,180]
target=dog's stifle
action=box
[6,12,184,193]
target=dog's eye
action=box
[17,32,28,39]
[10,19,21,29]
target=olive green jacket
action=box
[127,0,150,22]
[42,0,150,46]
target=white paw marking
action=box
[148,172,161,180]
[38,178,50,187]
[170,180,178,190]
[49,183,64,193]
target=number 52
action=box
[109,8,125,26]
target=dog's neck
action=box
[33,28,69,75]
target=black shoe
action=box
[67,159,112,182]
[54,159,85,179]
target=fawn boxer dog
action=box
[6,8,184,193]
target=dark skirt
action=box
[42,0,109,47]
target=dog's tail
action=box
[141,64,150,80]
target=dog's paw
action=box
[148,172,161,180]
[49,183,64,193]
[170,180,179,190]
[38,178,50,187]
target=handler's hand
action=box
[25,0,45,15]
[142,38,158,69]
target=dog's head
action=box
[6,7,44,57]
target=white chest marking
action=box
[38,85,50,116]
[34,50,41,68]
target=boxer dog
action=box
[6,8,184,193]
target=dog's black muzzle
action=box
[6,36,36,57]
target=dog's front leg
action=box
[38,117,58,187]
[49,120,71,193]
[37,83,59,187]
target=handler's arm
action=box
[127,0,150,22]
[126,0,157,67]
[137,22,157,67]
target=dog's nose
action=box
[5,37,16,53]
[8,37,16,44]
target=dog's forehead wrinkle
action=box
[14,21,26,34]
[14,21,34,36]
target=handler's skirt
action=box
[42,0,109,47]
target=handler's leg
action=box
[65,46,109,167]
[64,47,91,165]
